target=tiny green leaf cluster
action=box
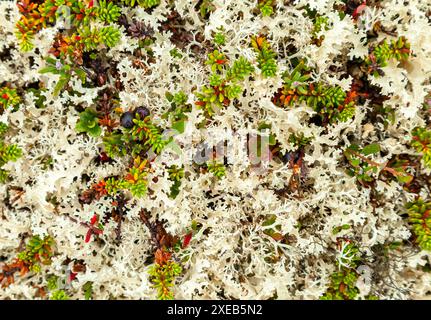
[406,199,431,251]
[0,122,22,183]
[119,0,160,8]
[17,235,55,273]
[75,108,102,137]
[251,36,278,77]
[320,241,378,300]
[257,0,274,17]
[50,290,70,300]
[196,50,254,117]
[275,61,354,123]
[97,0,121,23]
[207,161,226,179]
[0,87,21,111]
[39,57,87,96]
[411,127,431,169]
[344,143,381,184]
[168,165,184,199]
[148,260,182,300]
[366,37,410,76]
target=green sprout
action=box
[75,108,102,137]
[411,127,431,169]
[406,199,431,251]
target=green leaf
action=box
[172,120,185,134]
[361,143,381,156]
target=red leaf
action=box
[353,1,367,19]
[69,272,77,282]
[1,94,8,100]
[182,232,192,248]
[90,214,98,225]
[85,229,92,243]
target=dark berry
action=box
[134,106,150,119]
[120,111,134,128]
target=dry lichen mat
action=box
[0,0,431,300]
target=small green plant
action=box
[344,143,413,186]
[257,0,274,17]
[273,61,354,123]
[365,37,410,76]
[207,161,226,179]
[50,290,70,300]
[320,240,378,300]
[130,116,169,154]
[75,108,102,137]
[406,199,431,251]
[97,0,121,23]
[0,87,20,111]
[288,132,312,148]
[39,57,87,96]
[17,235,55,273]
[83,281,93,300]
[0,122,22,183]
[213,31,226,46]
[251,36,277,77]
[262,215,285,241]
[148,249,182,300]
[120,0,160,8]
[411,127,431,168]
[196,52,254,117]
[168,165,184,199]
[198,0,215,18]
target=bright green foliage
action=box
[104,113,168,159]
[55,0,95,27]
[39,57,87,96]
[207,161,226,179]
[332,224,351,235]
[164,91,191,134]
[313,15,329,37]
[75,108,102,137]
[97,0,121,23]
[17,235,55,272]
[320,269,360,300]
[196,53,254,117]
[406,199,431,251]
[0,122,22,183]
[131,117,169,154]
[119,0,160,8]
[275,61,353,123]
[83,281,93,300]
[206,50,227,73]
[46,275,59,291]
[0,87,20,111]
[213,31,226,46]
[251,36,277,77]
[50,290,70,300]
[226,57,255,82]
[411,127,431,168]
[148,260,182,300]
[257,0,274,17]
[79,25,121,50]
[168,165,184,199]
[366,37,410,76]
[119,156,150,197]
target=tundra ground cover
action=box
[1,0,431,300]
